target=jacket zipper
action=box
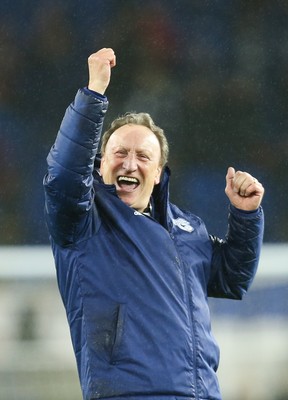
[170,232,200,400]
[144,209,200,398]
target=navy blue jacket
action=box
[44,89,264,400]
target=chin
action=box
[120,198,143,211]
[119,195,135,207]
[118,192,147,211]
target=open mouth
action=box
[117,176,140,191]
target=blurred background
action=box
[0,0,287,399]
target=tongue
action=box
[118,182,138,192]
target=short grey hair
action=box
[101,112,169,167]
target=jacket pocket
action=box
[110,303,127,364]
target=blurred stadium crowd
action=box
[1,0,288,244]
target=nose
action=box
[122,152,137,172]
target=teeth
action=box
[118,176,138,183]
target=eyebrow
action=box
[113,145,154,156]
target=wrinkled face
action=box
[100,124,162,212]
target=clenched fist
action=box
[225,167,264,211]
[88,48,116,95]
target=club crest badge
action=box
[172,217,194,233]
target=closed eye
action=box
[137,153,150,160]
[115,150,127,157]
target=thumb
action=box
[225,166,235,192]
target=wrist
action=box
[83,87,107,100]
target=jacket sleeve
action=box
[207,205,264,299]
[43,88,108,245]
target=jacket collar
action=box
[151,166,171,230]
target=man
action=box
[44,48,264,400]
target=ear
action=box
[154,167,162,185]
[99,156,105,175]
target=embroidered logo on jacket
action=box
[172,217,194,233]
[134,211,144,216]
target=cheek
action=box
[100,158,112,180]
[101,157,115,172]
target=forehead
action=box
[107,124,161,151]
